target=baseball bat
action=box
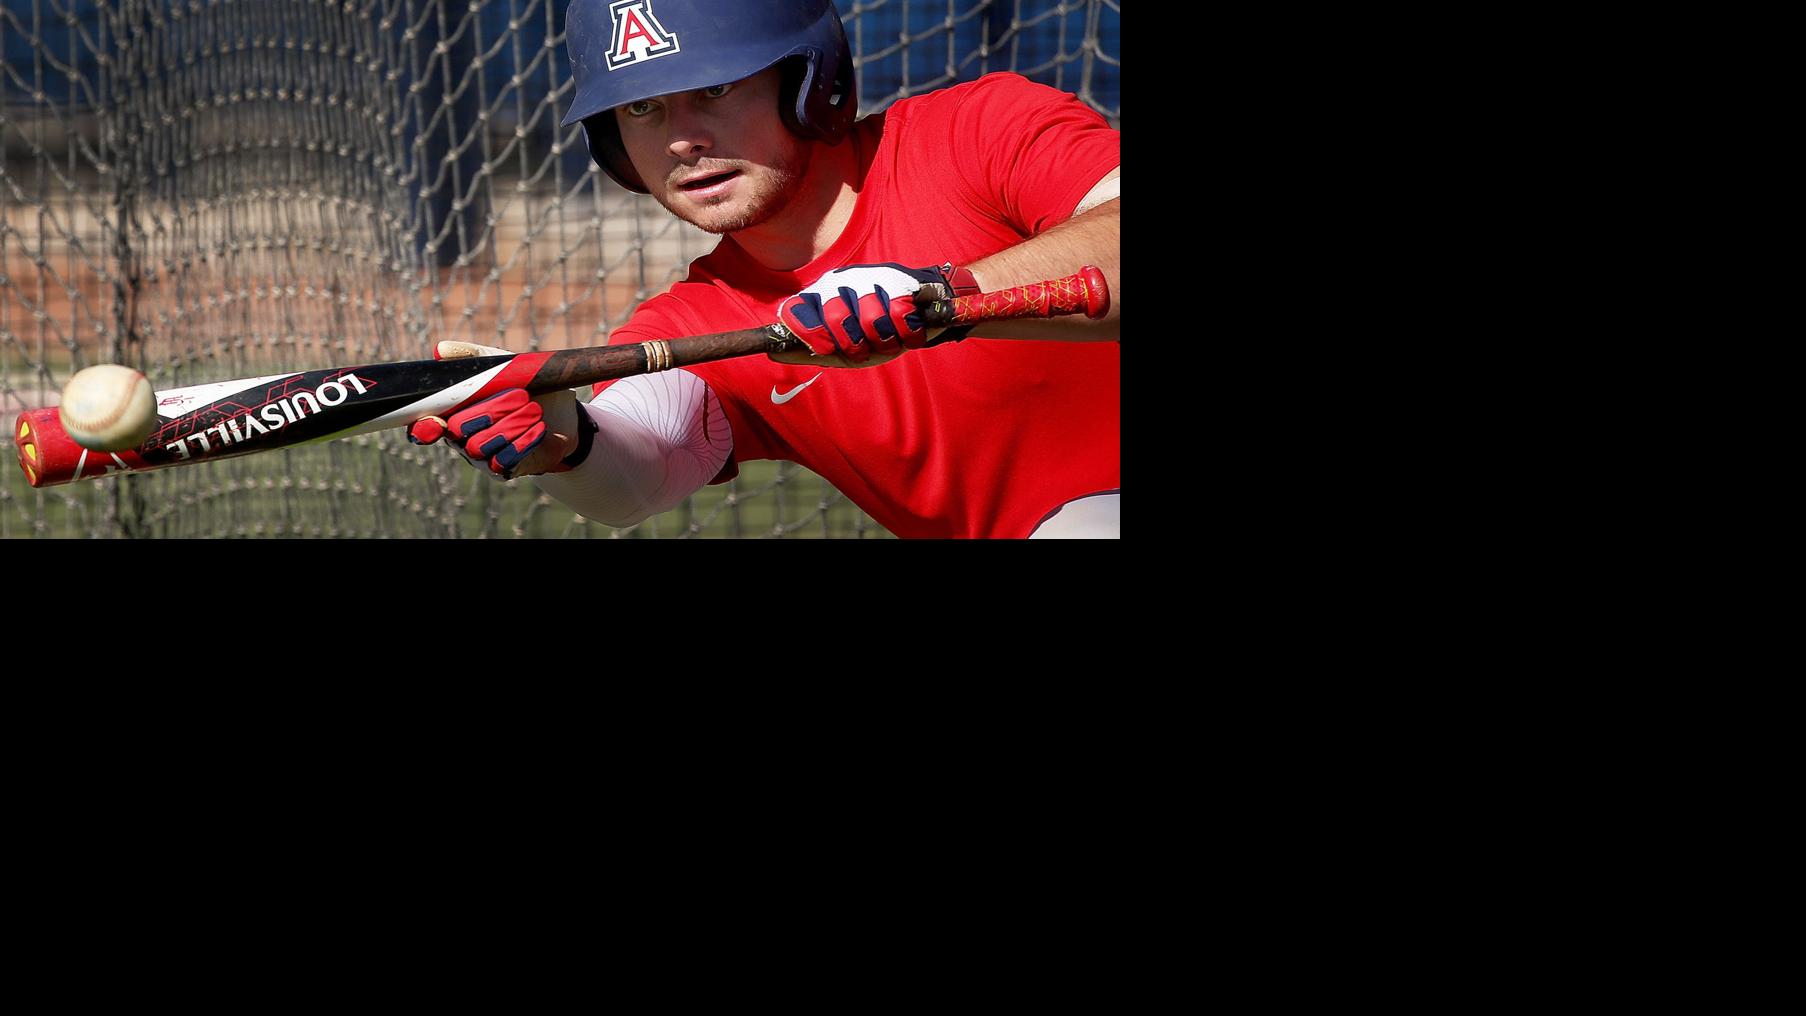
[14,267,1109,488]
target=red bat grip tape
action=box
[947,266,1110,324]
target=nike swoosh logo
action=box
[770,372,824,405]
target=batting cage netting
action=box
[1,0,1120,538]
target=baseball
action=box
[59,364,158,452]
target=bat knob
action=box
[1080,266,1110,319]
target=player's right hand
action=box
[775,262,977,367]
[406,341,591,480]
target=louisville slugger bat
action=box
[15,267,1110,488]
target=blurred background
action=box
[1,0,1120,537]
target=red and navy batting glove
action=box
[777,262,979,364]
[407,389,594,480]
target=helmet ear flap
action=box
[778,56,810,138]
[817,42,857,134]
[581,115,650,194]
[780,46,856,144]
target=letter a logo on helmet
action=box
[606,0,680,70]
[564,1,858,193]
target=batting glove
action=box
[406,341,595,480]
[776,262,979,367]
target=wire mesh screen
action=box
[1,0,1121,538]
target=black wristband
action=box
[560,403,598,469]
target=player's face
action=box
[614,66,814,234]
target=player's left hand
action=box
[774,262,978,368]
[409,388,580,480]
[405,341,590,480]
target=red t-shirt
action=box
[603,72,1120,539]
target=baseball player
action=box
[409,0,1119,538]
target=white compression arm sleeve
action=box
[531,369,732,528]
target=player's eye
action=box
[701,83,733,99]
[623,100,656,117]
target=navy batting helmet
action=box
[561,0,858,193]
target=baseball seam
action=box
[67,372,147,437]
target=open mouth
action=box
[679,170,740,192]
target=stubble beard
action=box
[659,141,815,235]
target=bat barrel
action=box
[12,358,542,489]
